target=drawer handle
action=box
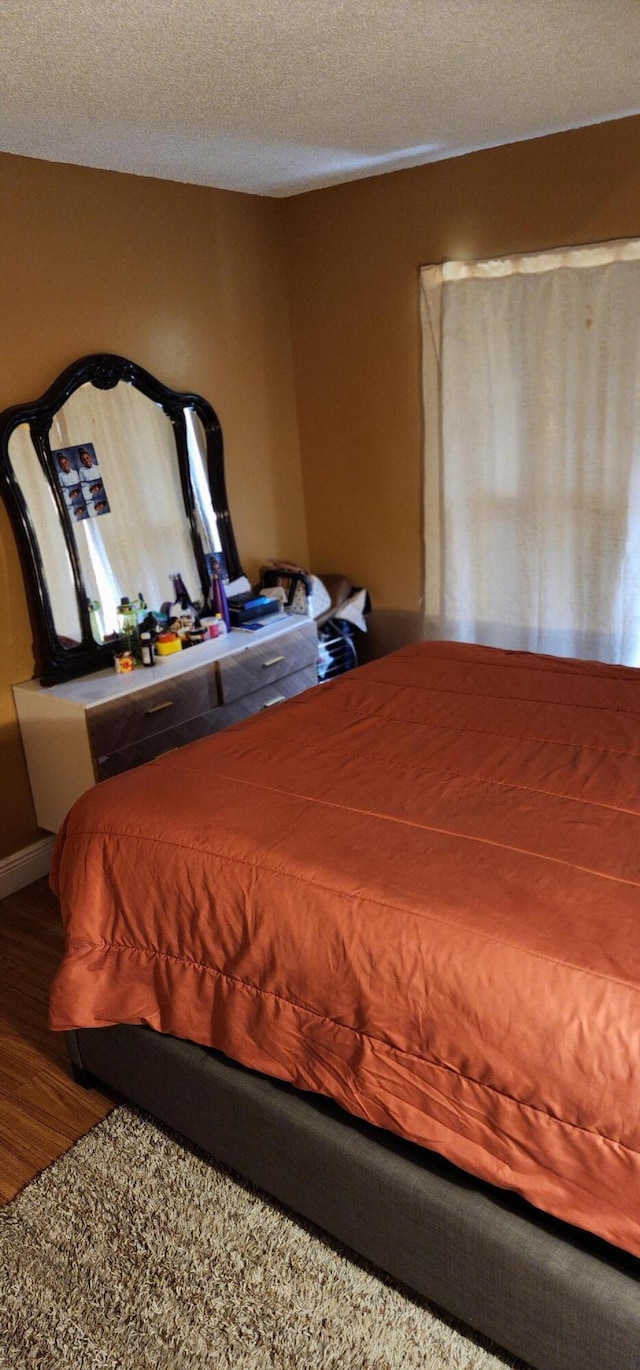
[145,701,175,715]
[262,655,285,668]
[262,695,285,709]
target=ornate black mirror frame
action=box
[0,354,242,686]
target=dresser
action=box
[14,617,318,832]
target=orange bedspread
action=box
[50,641,640,1256]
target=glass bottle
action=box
[140,632,155,667]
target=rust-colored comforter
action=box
[50,641,640,1256]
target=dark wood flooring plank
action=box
[0,876,112,1204]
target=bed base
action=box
[67,1025,640,1370]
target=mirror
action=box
[0,354,242,684]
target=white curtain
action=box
[421,240,640,665]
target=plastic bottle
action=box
[210,569,231,631]
[169,572,197,631]
[116,596,139,649]
[170,573,193,609]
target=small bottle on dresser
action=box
[140,632,155,667]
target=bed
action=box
[50,639,640,1370]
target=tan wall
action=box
[0,152,308,858]
[284,117,640,656]
[4,116,640,858]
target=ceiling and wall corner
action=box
[1,1,640,196]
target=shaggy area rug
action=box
[0,1107,529,1369]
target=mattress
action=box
[50,640,640,1256]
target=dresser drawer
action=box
[217,621,318,704]
[88,664,220,755]
[96,664,317,780]
[215,662,318,728]
[95,706,223,780]
[15,618,318,832]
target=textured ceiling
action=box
[1,0,640,197]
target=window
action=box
[420,240,640,665]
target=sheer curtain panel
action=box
[420,241,640,665]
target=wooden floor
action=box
[0,876,112,1204]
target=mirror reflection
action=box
[186,409,225,567]
[0,353,242,684]
[48,382,213,642]
[9,422,82,642]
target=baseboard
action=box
[0,836,56,899]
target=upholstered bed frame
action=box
[67,1023,640,1370]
